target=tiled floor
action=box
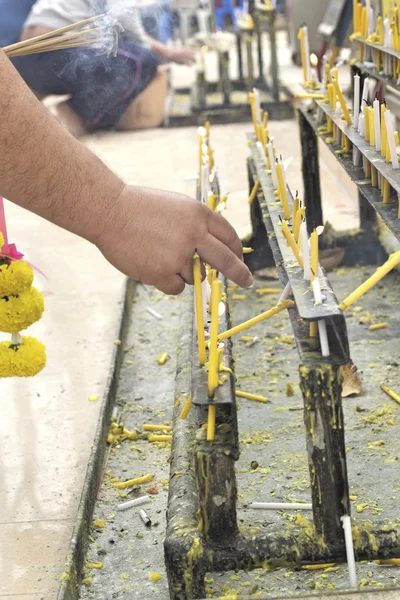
[1,37,359,599]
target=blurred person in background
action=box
[12,0,195,136]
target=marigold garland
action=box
[0,260,34,296]
[0,286,44,333]
[0,336,46,377]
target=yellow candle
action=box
[208,279,222,397]
[193,253,206,365]
[281,220,304,268]
[377,16,384,45]
[368,107,375,146]
[276,162,291,220]
[292,194,299,232]
[157,352,169,365]
[242,247,254,254]
[339,251,400,310]
[295,93,326,99]
[368,322,388,330]
[297,27,307,83]
[180,395,193,420]
[371,165,378,187]
[112,473,152,489]
[205,120,210,139]
[207,404,216,441]
[361,6,368,38]
[364,106,370,141]
[262,111,268,128]
[248,178,260,205]
[381,383,400,405]
[217,300,294,342]
[353,0,358,33]
[236,390,268,403]
[293,207,306,243]
[310,321,318,337]
[143,424,172,431]
[207,191,216,210]
[332,78,352,125]
[327,84,335,109]
[149,434,172,442]
[381,104,387,158]
[310,230,319,281]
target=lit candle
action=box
[310,229,319,281]
[339,250,400,310]
[193,253,206,365]
[216,300,294,341]
[332,77,352,125]
[373,99,381,151]
[267,141,278,188]
[353,74,360,129]
[299,221,311,280]
[208,278,222,397]
[281,220,304,267]
[384,110,400,169]
[276,160,290,220]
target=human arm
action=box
[0,50,252,294]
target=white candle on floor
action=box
[373,99,381,152]
[341,515,357,589]
[299,221,311,281]
[353,74,360,129]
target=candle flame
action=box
[198,126,206,136]
[218,301,226,317]
[201,45,208,54]
[216,202,226,212]
[316,225,325,236]
[310,53,318,68]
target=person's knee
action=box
[117,69,168,131]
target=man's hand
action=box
[168,47,196,65]
[96,186,253,295]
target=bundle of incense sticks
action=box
[3,15,112,58]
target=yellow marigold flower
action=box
[0,336,46,377]
[0,286,44,333]
[0,260,34,296]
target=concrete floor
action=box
[0,38,362,600]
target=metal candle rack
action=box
[163,133,400,600]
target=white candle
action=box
[384,109,400,169]
[353,146,362,166]
[318,319,330,357]
[299,221,311,281]
[361,77,369,106]
[312,277,323,305]
[353,74,360,129]
[303,26,311,81]
[118,495,151,511]
[341,516,357,589]
[373,99,381,152]
[250,502,312,510]
[278,281,291,303]
[256,140,267,166]
[358,111,365,137]
[267,141,278,188]
[253,87,261,123]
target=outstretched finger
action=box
[198,235,253,288]
[207,210,244,259]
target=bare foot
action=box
[54,101,87,138]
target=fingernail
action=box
[243,272,254,288]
